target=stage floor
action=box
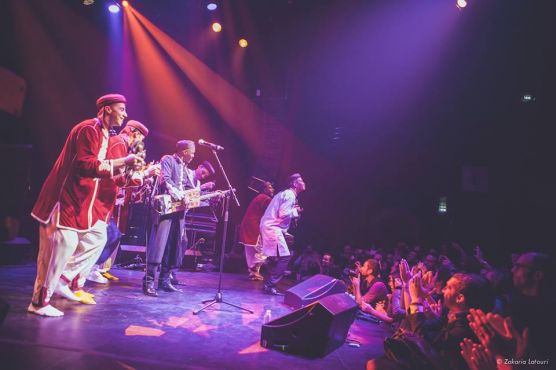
[0,264,391,370]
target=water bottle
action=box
[263,309,272,324]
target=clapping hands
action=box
[467,308,529,359]
[460,338,497,370]
[399,259,412,285]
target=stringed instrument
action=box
[153,188,234,216]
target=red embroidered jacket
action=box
[31,118,117,231]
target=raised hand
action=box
[429,298,443,319]
[484,313,529,359]
[416,261,427,273]
[408,272,426,303]
[503,316,529,359]
[411,264,420,276]
[460,338,477,370]
[351,273,361,288]
[399,259,412,284]
[460,338,497,370]
[467,309,525,359]
[421,270,438,295]
[467,309,495,350]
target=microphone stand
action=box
[193,149,253,315]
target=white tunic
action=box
[259,188,299,257]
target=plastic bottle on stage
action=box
[263,309,272,324]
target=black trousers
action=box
[264,255,290,288]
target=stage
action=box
[0,264,391,369]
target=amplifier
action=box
[183,207,219,269]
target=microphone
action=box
[198,139,224,151]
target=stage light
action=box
[207,3,218,11]
[83,0,94,5]
[108,4,120,13]
[238,38,248,48]
[122,1,129,7]
[211,22,222,33]
[438,196,448,214]
[456,0,467,9]
[521,94,535,103]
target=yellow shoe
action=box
[75,290,95,298]
[102,272,119,281]
[79,295,96,305]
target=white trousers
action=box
[32,219,107,306]
[63,221,107,289]
[243,237,267,269]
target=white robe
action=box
[259,188,299,257]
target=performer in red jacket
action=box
[29,94,143,317]
[239,181,274,280]
[86,119,155,284]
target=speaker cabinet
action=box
[120,203,149,246]
[261,293,357,358]
[284,274,347,309]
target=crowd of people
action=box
[282,241,551,370]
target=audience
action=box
[352,259,388,306]
[292,244,321,281]
[280,238,550,370]
[320,253,340,278]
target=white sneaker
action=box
[27,303,64,317]
[87,270,109,284]
[55,282,80,301]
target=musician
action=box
[144,140,196,296]
[239,181,274,281]
[260,173,306,295]
[192,160,216,191]
[29,94,143,316]
[57,117,153,302]
[168,160,216,286]
[87,120,153,284]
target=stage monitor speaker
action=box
[284,274,347,309]
[261,293,357,358]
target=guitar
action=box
[153,188,234,216]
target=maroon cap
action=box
[96,93,127,110]
[125,120,149,136]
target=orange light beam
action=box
[129,7,264,153]
[123,5,214,140]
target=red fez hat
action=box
[125,120,149,137]
[96,94,127,110]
